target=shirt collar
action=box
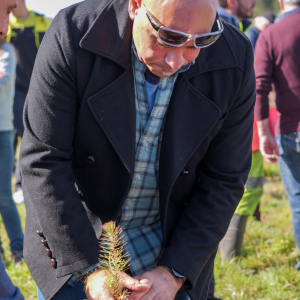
[217,6,240,25]
[131,42,194,76]
[281,7,300,20]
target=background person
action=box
[0,0,24,298]
[0,253,24,300]
[217,0,256,33]
[7,0,51,204]
[0,35,24,263]
[246,12,275,48]
[255,0,300,270]
[217,0,268,263]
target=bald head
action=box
[143,0,218,34]
[128,0,219,77]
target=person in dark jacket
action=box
[246,12,275,48]
[255,0,300,271]
[7,0,51,204]
[20,0,255,299]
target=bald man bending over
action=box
[20,0,255,299]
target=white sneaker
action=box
[13,189,24,204]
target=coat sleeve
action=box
[158,40,256,289]
[20,10,99,278]
[254,32,273,121]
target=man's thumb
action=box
[120,273,150,292]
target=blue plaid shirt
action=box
[69,47,193,285]
[116,47,193,276]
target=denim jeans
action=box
[0,130,24,251]
[276,132,300,251]
[0,253,24,299]
[37,282,190,300]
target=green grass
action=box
[0,203,37,300]
[214,162,299,299]
[0,161,298,299]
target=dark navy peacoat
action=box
[20,0,255,299]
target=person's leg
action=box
[219,151,264,262]
[0,253,24,300]
[13,91,27,192]
[276,133,300,254]
[13,90,26,141]
[37,281,86,300]
[235,151,264,217]
[174,290,190,300]
[0,131,24,257]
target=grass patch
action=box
[214,162,298,299]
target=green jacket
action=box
[7,10,52,93]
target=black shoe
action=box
[253,203,261,221]
[0,244,4,258]
[12,250,23,263]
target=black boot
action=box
[253,203,261,221]
[219,214,247,262]
[0,236,4,259]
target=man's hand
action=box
[257,119,279,163]
[259,133,279,162]
[85,269,148,300]
[131,266,183,300]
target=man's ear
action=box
[128,0,142,20]
[227,0,238,9]
[278,0,284,11]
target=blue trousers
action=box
[37,281,190,300]
[0,130,24,252]
[0,253,24,300]
[13,90,27,189]
[276,132,300,251]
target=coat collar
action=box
[79,0,238,75]
[79,0,133,69]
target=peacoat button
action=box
[37,230,45,238]
[41,240,49,248]
[45,249,52,258]
[86,156,96,164]
[180,169,189,175]
[50,259,57,269]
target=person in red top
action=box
[255,0,300,269]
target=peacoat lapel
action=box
[159,27,239,209]
[79,0,238,200]
[80,0,136,176]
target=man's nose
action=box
[0,19,9,38]
[164,49,185,71]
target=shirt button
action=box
[144,141,148,146]
[136,174,140,179]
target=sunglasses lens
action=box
[158,29,188,45]
[195,34,219,47]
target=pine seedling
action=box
[99,221,131,300]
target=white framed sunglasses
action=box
[142,1,224,48]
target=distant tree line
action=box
[254,0,280,17]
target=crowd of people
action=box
[0,0,299,299]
